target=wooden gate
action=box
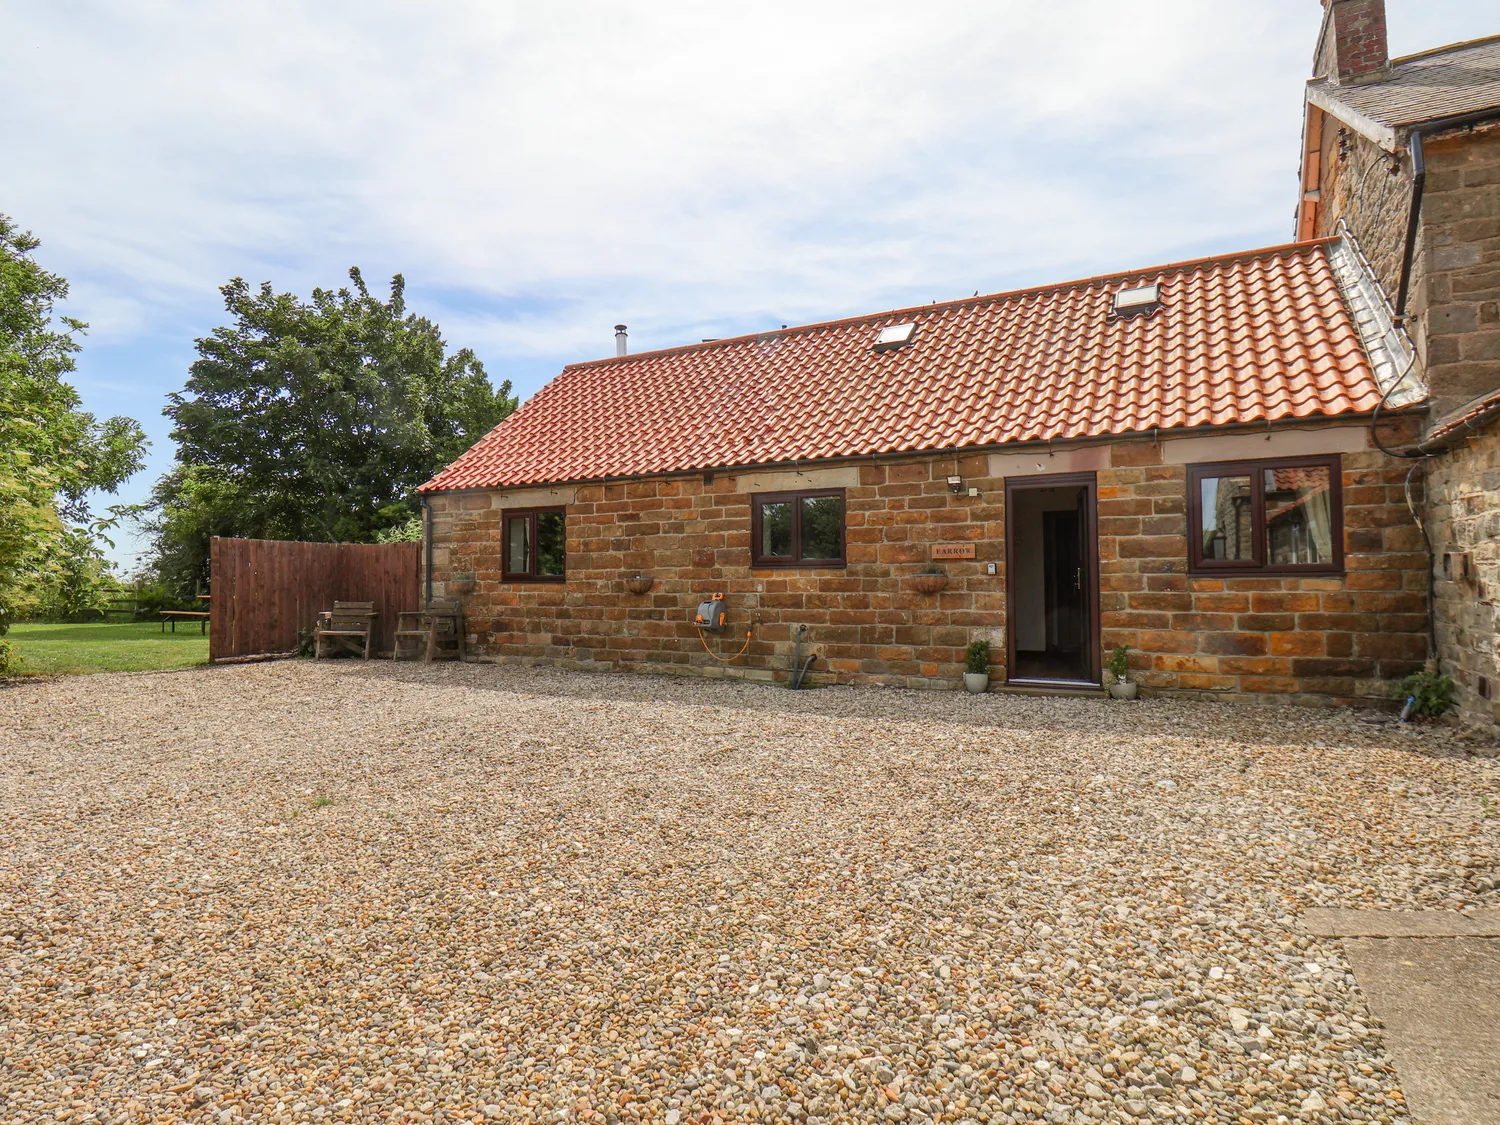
[209,538,420,661]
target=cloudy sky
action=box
[3,0,1495,565]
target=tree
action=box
[0,213,146,632]
[142,268,515,593]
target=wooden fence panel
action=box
[209,538,420,661]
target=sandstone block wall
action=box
[1428,422,1500,737]
[427,429,1429,703]
[1097,440,1428,706]
[1418,126,1500,418]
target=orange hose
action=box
[697,624,754,664]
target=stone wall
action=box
[1315,120,1500,420]
[1427,421,1500,737]
[426,425,1429,704]
[1417,126,1500,419]
[1097,435,1428,707]
[1314,120,1409,300]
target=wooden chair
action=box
[314,601,377,659]
[394,600,465,662]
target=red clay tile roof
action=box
[1426,386,1500,445]
[423,239,1389,492]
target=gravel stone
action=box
[2,659,1498,1123]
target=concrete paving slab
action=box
[1344,937,1500,1125]
[1303,908,1500,938]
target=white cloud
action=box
[1,0,1492,565]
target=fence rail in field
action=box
[209,538,420,662]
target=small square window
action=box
[502,507,567,581]
[1188,456,1342,575]
[751,490,846,567]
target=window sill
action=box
[1187,567,1344,578]
[750,560,848,570]
[501,575,567,583]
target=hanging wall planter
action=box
[447,574,477,596]
[909,568,949,596]
[624,574,655,595]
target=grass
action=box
[4,621,209,676]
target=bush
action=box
[965,639,990,675]
[0,637,17,676]
[1396,667,1456,719]
[129,580,197,620]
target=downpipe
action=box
[420,495,434,608]
[789,623,817,689]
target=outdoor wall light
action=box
[946,475,963,494]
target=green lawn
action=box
[5,621,210,676]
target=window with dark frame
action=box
[502,507,566,581]
[1187,455,1343,575]
[751,489,846,567]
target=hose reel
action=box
[695,593,753,663]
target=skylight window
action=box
[1113,284,1161,316]
[874,322,916,349]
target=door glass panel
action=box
[1264,466,1333,564]
[800,495,843,560]
[1199,475,1254,561]
[759,500,793,557]
[506,515,531,574]
[535,511,565,575]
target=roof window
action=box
[1113,284,1160,317]
[874,322,916,349]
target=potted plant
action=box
[911,565,949,596]
[1105,644,1137,700]
[964,639,990,693]
[448,570,477,596]
[624,573,655,595]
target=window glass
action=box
[760,500,793,557]
[536,511,566,576]
[506,515,531,575]
[801,495,843,559]
[1264,465,1333,565]
[1199,474,1254,561]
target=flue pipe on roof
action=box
[614,324,628,357]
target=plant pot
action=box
[624,575,655,595]
[448,578,477,596]
[910,573,949,596]
[1108,680,1138,700]
[963,672,989,694]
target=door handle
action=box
[1075,567,1082,591]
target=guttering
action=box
[417,410,1426,497]
[420,494,434,607]
[1395,108,1500,320]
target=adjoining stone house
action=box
[418,0,1498,711]
[1297,0,1500,734]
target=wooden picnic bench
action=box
[160,610,210,634]
[394,599,465,662]
[315,601,377,659]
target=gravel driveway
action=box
[2,662,1498,1125]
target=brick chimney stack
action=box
[1314,0,1390,85]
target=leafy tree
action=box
[0,213,146,631]
[142,268,514,593]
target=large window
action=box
[502,507,566,581]
[1187,455,1342,574]
[751,489,846,567]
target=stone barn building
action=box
[419,0,1499,725]
[420,238,1428,705]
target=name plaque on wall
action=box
[931,544,977,559]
